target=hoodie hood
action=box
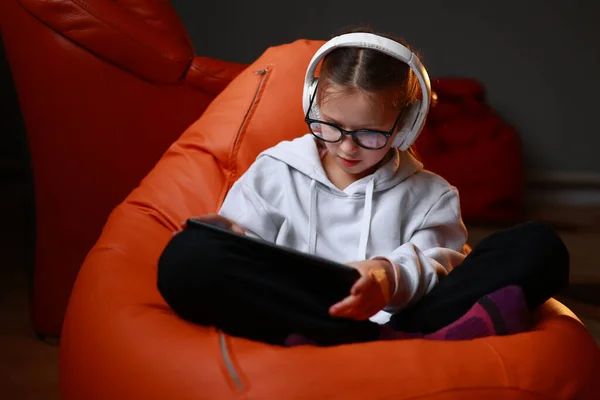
[257,134,424,260]
[259,134,423,196]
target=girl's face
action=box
[317,87,400,180]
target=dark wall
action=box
[172,0,600,180]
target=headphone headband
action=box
[302,32,432,150]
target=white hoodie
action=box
[218,134,468,324]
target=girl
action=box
[157,28,569,346]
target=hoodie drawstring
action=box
[357,178,375,260]
[308,180,318,254]
[307,178,375,260]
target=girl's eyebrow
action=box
[321,115,386,131]
[320,114,342,125]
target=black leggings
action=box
[157,221,569,346]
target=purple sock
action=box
[285,285,531,346]
[382,285,532,342]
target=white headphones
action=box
[302,32,432,151]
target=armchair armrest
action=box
[18,0,193,83]
[186,56,248,97]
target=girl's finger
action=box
[351,294,379,320]
[231,223,246,235]
[329,294,361,317]
[332,290,381,320]
[347,301,378,321]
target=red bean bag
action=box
[59,38,600,399]
[0,0,247,337]
[418,78,525,223]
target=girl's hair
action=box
[317,26,422,158]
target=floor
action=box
[1,254,60,400]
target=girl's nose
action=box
[339,134,359,155]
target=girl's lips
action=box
[339,156,361,167]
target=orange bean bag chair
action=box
[59,39,600,399]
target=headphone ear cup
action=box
[392,102,421,150]
[304,78,320,118]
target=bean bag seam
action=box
[87,245,152,269]
[481,338,511,385]
[218,332,248,395]
[220,66,273,206]
[124,198,177,231]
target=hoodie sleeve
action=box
[375,188,468,313]
[217,166,286,242]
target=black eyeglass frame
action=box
[304,88,405,150]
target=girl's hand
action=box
[329,259,394,320]
[174,213,245,235]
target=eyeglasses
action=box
[304,89,405,150]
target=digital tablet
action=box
[185,218,360,279]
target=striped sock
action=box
[380,285,532,341]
